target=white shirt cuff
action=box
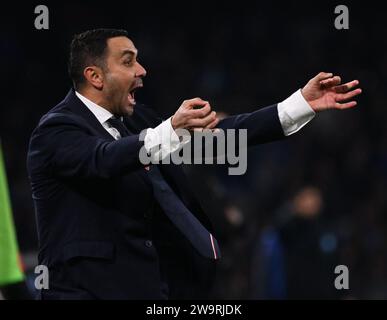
[277,89,316,136]
[144,116,191,161]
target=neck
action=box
[77,87,114,114]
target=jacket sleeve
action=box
[182,104,286,162]
[27,112,146,179]
[216,104,285,146]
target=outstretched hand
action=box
[301,72,362,112]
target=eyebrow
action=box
[121,49,138,58]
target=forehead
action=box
[106,36,137,57]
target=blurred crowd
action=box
[1,2,387,299]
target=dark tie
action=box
[107,117,221,260]
[107,117,131,137]
[147,165,221,260]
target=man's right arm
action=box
[27,97,221,179]
[28,113,146,179]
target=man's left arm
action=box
[216,72,362,146]
[157,72,361,159]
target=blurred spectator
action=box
[251,186,341,299]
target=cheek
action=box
[125,71,135,83]
[106,74,124,92]
[105,68,134,94]
[123,66,136,80]
[104,73,117,88]
[114,73,133,91]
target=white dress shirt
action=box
[277,89,316,135]
[75,91,182,162]
[75,89,315,161]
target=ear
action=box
[83,66,104,90]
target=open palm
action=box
[301,72,362,112]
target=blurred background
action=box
[1,1,387,299]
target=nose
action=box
[135,62,147,78]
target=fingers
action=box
[317,74,362,111]
[183,97,208,109]
[315,72,333,81]
[191,127,219,132]
[320,75,341,88]
[204,116,219,129]
[335,88,362,102]
[335,101,357,110]
[190,117,220,132]
[190,103,211,118]
[172,98,214,130]
[186,111,217,128]
[182,98,220,130]
[334,80,360,93]
[334,80,362,110]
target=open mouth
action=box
[128,81,143,106]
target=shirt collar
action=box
[75,91,113,125]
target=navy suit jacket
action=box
[27,89,285,299]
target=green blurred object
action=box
[0,141,25,286]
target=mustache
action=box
[131,79,143,89]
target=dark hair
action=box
[68,28,129,89]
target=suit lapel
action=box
[64,89,115,141]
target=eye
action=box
[124,60,132,66]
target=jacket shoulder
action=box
[34,102,86,133]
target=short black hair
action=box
[68,28,129,89]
